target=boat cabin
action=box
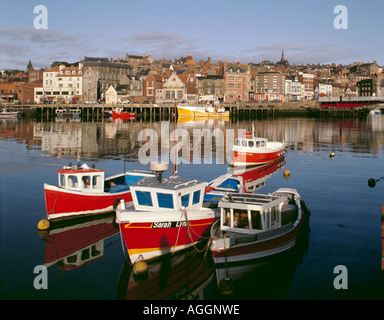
[218,192,288,234]
[234,137,267,150]
[58,164,105,194]
[129,176,207,212]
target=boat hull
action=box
[44,184,133,220]
[111,111,136,119]
[213,232,298,284]
[177,106,229,118]
[211,204,304,284]
[0,112,21,119]
[231,145,285,167]
[118,212,216,264]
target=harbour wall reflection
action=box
[1,116,383,162]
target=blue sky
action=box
[1,0,383,70]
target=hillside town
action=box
[0,51,383,105]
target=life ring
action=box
[113,198,122,210]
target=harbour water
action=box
[1,114,384,300]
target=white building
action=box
[34,64,84,103]
[285,75,302,101]
[318,82,333,97]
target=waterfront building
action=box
[285,75,302,101]
[357,78,382,97]
[253,71,285,102]
[154,68,199,104]
[34,64,84,104]
[297,72,315,100]
[197,74,225,103]
[82,57,133,101]
[142,73,165,103]
[0,81,40,104]
[224,65,250,103]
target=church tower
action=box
[27,59,34,73]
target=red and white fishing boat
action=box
[230,133,285,167]
[105,107,136,120]
[210,188,308,287]
[44,163,154,220]
[115,163,219,264]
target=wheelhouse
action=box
[58,164,105,194]
[218,193,287,234]
[129,176,207,212]
[234,137,267,149]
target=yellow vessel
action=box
[177,105,229,118]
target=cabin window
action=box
[59,174,65,187]
[248,140,254,148]
[181,194,190,208]
[256,141,260,147]
[235,139,240,146]
[82,176,91,189]
[222,208,231,227]
[136,191,153,206]
[68,175,78,188]
[157,193,174,209]
[270,207,278,226]
[260,141,265,147]
[233,209,249,229]
[92,175,102,188]
[242,140,247,147]
[192,190,201,205]
[251,211,262,230]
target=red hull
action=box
[120,217,215,262]
[233,149,284,166]
[111,111,136,119]
[44,187,133,219]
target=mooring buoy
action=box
[219,277,234,295]
[133,260,149,280]
[37,219,50,231]
[283,169,290,179]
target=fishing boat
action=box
[204,156,285,206]
[230,133,285,167]
[0,108,22,119]
[210,188,307,287]
[115,163,219,264]
[177,104,229,118]
[44,163,155,220]
[105,107,136,120]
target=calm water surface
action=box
[1,114,384,300]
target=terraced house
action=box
[224,65,250,103]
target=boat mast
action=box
[173,89,177,177]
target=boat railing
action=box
[174,180,198,189]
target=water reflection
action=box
[40,213,118,270]
[2,116,383,164]
[116,246,214,300]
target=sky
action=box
[0,0,383,70]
